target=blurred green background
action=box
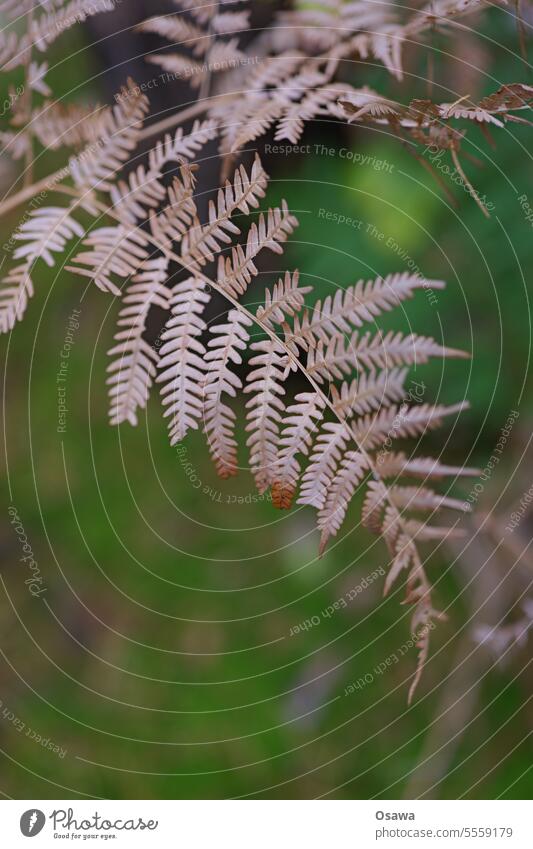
[0,7,532,799]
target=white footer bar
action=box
[1,800,530,847]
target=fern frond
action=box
[353,401,468,450]
[298,422,350,509]
[140,0,250,97]
[401,519,467,542]
[0,263,33,333]
[246,52,308,93]
[180,155,268,266]
[226,98,286,155]
[331,368,409,417]
[110,165,167,225]
[28,60,51,96]
[156,276,211,445]
[378,453,479,480]
[139,15,207,56]
[362,480,389,533]
[203,308,252,478]
[288,273,445,351]
[0,129,29,160]
[245,339,289,493]
[148,119,218,172]
[318,450,368,554]
[216,202,299,298]
[0,181,81,333]
[0,0,33,22]
[350,27,404,80]
[306,331,461,382]
[67,226,149,296]
[274,1,397,54]
[30,0,115,54]
[107,258,170,426]
[30,101,109,150]
[171,0,248,27]
[256,270,312,330]
[149,172,198,255]
[275,84,348,144]
[272,391,325,509]
[208,38,247,67]
[212,11,250,35]
[389,484,467,514]
[12,206,84,268]
[69,85,149,194]
[146,53,207,89]
[404,552,443,704]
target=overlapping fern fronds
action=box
[0,105,476,696]
[0,0,529,698]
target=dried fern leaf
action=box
[298,422,350,509]
[12,206,84,268]
[289,273,444,351]
[67,226,149,296]
[246,52,308,94]
[107,258,170,426]
[156,276,211,445]
[401,519,466,542]
[256,270,312,330]
[149,172,198,255]
[353,401,468,450]
[377,453,479,480]
[217,201,299,298]
[139,15,207,56]
[331,368,409,417]
[274,84,346,144]
[0,126,30,160]
[383,529,416,595]
[180,155,268,266]
[70,84,149,194]
[30,0,116,54]
[226,98,286,155]
[389,484,467,513]
[204,308,252,478]
[146,53,207,89]
[245,339,289,493]
[272,391,326,509]
[306,331,466,382]
[362,480,389,533]
[0,263,33,333]
[0,203,83,332]
[30,101,109,150]
[148,119,218,172]
[110,165,167,225]
[318,450,368,554]
[211,10,250,34]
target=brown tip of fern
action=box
[216,465,238,480]
[271,482,294,510]
[318,531,330,558]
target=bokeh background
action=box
[0,2,532,799]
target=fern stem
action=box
[451,147,490,219]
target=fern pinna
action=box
[2,0,529,699]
